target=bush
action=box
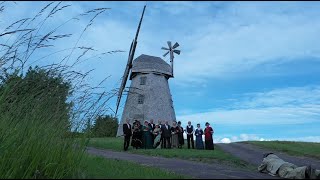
[87,115,119,137]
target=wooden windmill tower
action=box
[115,6,181,136]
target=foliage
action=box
[0,66,86,178]
[86,115,119,137]
[0,1,121,179]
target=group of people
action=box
[122,119,214,151]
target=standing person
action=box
[123,118,132,151]
[149,119,155,145]
[142,120,153,149]
[177,121,184,148]
[170,121,179,148]
[131,120,142,149]
[160,120,171,149]
[186,121,195,149]
[149,119,155,130]
[153,124,162,148]
[195,123,204,150]
[204,122,214,150]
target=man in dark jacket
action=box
[160,120,171,148]
[123,118,132,151]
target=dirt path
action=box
[216,142,320,169]
[86,147,277,179]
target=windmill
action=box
[161,41,180,76]
[115,5,146,116]
[116,7,178,137]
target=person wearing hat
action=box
[258,153,320,179]
[131,120,142,149]
[177,121,184,148]
[204,122,214,150]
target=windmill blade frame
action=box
[172,42,179,49]
[163,51,169,57]
[167,41,172,49]
[115,5,146,115]
[161,47,169,50]
[173,49,180,55]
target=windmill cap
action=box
[130,54,173,79]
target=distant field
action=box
[244,141,320,159]
[88,137,254,170]
[78,155,185,179]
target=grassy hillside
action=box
[77,155,185,179]
[88,137,254,170]
[245,141,320,159]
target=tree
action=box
[0,66,72,131]
[90,115,118,137]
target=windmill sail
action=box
[115,5,146,116]
[161,41,181,77]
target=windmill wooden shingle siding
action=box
[115,5,181,136]
[116,54,176,136]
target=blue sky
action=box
[1,1,320,143]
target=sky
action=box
[1,1,320,143]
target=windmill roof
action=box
[130,54,173,79]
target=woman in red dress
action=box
[204,122,214,150]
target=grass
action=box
[77,155,186,179]
[88,137,255,170]
[0,2,120,178]
[245,141,320,159]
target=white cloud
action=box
[235,85,320,109]
[172,2,320,83]
[178,106,320,125]
[220,138,231,144]
[275,136,320,143]
[215,134,320,143]
[177,85,320,125]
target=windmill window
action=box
[140,76,147,85]
[138,94,144,104]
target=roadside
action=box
[216,142,320,169]
[86,146,277,179]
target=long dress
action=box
[204,126,214,150]
[142,125,153,149]
[177,126,184,148]
[195,128,204,150]
[170,126,179,148]
[131,124,142,149]
[153,127,162,148]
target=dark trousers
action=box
[205,139,214,150]
[124,135,131,151]
[162,137,171,149]
[187,134,194,149]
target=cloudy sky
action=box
[1,1,320,143]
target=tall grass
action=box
[0,2,122,178]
